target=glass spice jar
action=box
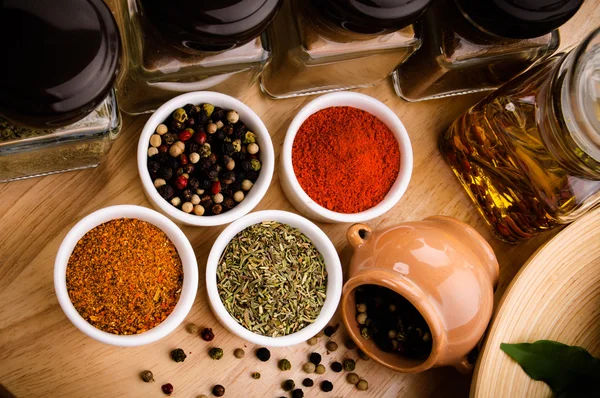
[393,0,583,102]
[113,0,282,115]
[259,0,432,99]
[0,0,122,182]
[440,28,600,243]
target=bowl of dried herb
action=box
[54,205,198,346]
[206,210,343,347]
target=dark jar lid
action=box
[309,0,434,35]
[0,0,121,129]
[141,0,283,52]
[455,0,583,39]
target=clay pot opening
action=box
[342,280,441,373]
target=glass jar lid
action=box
[0,0,121,129]
[310,0,434,35]
[141,0,282,52]
[456,0,583,39]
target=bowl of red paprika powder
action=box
[281,92,413,223]
[54,205,198,346]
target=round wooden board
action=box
[471,208,600,398]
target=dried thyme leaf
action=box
[217,222,327,337]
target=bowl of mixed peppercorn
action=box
[138,92,274,226]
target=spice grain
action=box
[66,218,183,335]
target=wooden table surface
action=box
[1,5,599,398]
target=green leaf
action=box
[500,340,600,398]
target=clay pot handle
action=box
[347,224,372,249]
[454,356,475,374]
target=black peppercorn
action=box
[182,189,193,201]
[199,157,212,171]
[200,195,213,209]
[185,117,196,128]
[345,338,357,350]
[170,119,184,132]
[188,142,200,154]
[324,324,339,337]
[291,389,304,398]
[157,185,174,200]
[161,383,174,395]
[222,124,234,136]
[256,347,271,362]
[163,132,177,145]
[221,170,235,185]
[158,167,173,180]
[140,370,154,383]
[184,164,194,174]
[215,129,225,142]
[212,384,225,397]
[212,107,225,121]
[222,198,235,210]
[201,328,215,341]
[199,178,211,190]
[222,142,234,156]
[170,348,187,362]
[246,170,259,182]
[183,103,197,116]
[309,352,322,366]
[302,378,314,387]
[241,160,252,171]
[197,110,209,125]
[212,204,223,215]
[233,123,247,139]
[148,161,161,173]
[175,167,184,176]
[330,362,342,372]
[320,381,333,393]
[207,169,219,181]
[282,379,295,391]
[188,178,200,191]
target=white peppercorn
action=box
[357,313,367,325]
[227,110,239,124]
[171,197,181,207]
[156,124,168,135]
[148,147,159,157]
[216,120,224,129]
[233,191,244,203]
[241,179,253,191]
[193,205,205,216]
[182,202,193,213]
[169,144,183,157]
[154,178,166,188]
[191,194,201,205]
[189,152,200,164]
[247,143,259,155]
[213,193,224,204]
[207,122,217,134]
[150,134,162,148]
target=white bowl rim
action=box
[54,205,198,347]
[281,91,413,223]
[137,91,275,226]
[205,210,343,347]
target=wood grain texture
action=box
[472,207,600,398]
[1,4,599,397]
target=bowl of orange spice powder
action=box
[54,205,198,346]
[280,92,413,223]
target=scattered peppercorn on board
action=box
[0,4,598,397]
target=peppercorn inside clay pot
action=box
[341,216,499,373]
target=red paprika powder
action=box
[292,106,401,213]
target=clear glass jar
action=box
[114,0,281,115]
[0,92,121,182]
[440,28,600,243]
[0,0,122,182]
[260,0,431,99]
[393,0,583,102]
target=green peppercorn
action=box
[209,347,224,360]
[346,373,359,384]
[202,103,214,117]
[325,341,338,352]
[282,379,295,392]
[243,131,256,144]
[278,359,292,371]
[360,327,372,339]
[356,303,367,313]
[315,364,326,374]
[357,350,370,361]
[250,158,261,171]
[186,323,199,335]
[199,143,211,158]
[356,313,368,325]
[302,362,316,373]
[307,337,318,346]
[140,370,154,383]
[343,359,356,371]
[232,139,242,152]
[356,380,368,391]
[234,348,245,359]
[171,348,187,362]
[172,108,188,123]
[251,372,261,379]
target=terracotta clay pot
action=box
[342,216,499,373]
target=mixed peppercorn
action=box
[147,103,262,216]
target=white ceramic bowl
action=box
[54,205,198,347]
[280,92,413,223]
[206,210,343,347]
[138,91,275,226]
